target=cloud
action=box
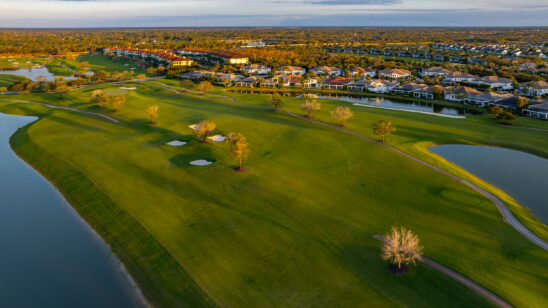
[308,0,402,4]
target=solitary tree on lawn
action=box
[55,82,69,99]
[0,87,6,95]
[381,227,423,274]
[146,105,159,124]
[269,93,283,111]
[300,99,321,118]
[194,120,216,143]
[372,120,396,144]
[196,81,213,96]
[91,89,107,108]
[227,133,250,172]
[108,95,126,112]
[331,106,354,127]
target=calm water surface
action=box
[0,113,146,308]
[431,144,548,226]
[0,67,76,81]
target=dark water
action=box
[0,113,146,308]
[431,144,548,226]
[0,67,76,81]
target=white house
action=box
[276,66,306,76]
[310,66,342,77]
[519,81,548,97]
[350,67,376,78]
[366,80,399,93]
[379,68,411,79]
[303,77,321,89]
[444,71,478,83]
[324,76,354,90]
[473,76,514,90]
[421,67,451,77]
[523,102,548,120]
[240,64,271,75]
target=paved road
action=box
[373,235,513,308]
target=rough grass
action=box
[78,54,147,75]
[0,74,29,87]
[0,82,547,307]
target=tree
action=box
[269,93,283,111]
[94,70,108,80]
[146,105,159,124]
[330,106,354,127]
[194,120,216,143]
[135,74,146,80]
[300,99,321,118]
[372,120,396,143]
[0,87,6,95]
[55,82,69,98]
[180,79,195,92]
[108,95,126,112]
[516,96,529,112]
[381,227,423,274]
[489,105,505,119]
[500,111,515,124]
[432,86,444,100]
[196,81,213,95]
[91,89,107,108]
[226,133,250,172]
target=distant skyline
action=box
[1,0,547,28]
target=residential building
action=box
[347,80,367,91]
[390,83,428,95]
[178,48,248,65]
[240,64,271,75]
[520,81,548,97]
[444,71,478,83]
[464,92,513,107]
[276,66,306,76]
[366,79,399,93]
[310,66,342,77]
[303,77,321,89]
[523,102,548,120]
[473,76,514,90]
[379,68,411,79]
[324,76,354,90]
[421,67,451,77]
[260,78,278,88]
[443,86,483,102]
[350,67,376,78]
[282,75,303,87]
[236,76,258,88]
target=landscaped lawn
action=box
[0,56,51,69]
[77,54,147,75]
[0,81,547,307]
[0,74,29,87]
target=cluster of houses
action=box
[178,48,249,65]
[431,43,547,59]
[181,63,548,119]
[104,47,193,68]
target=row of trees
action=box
[90,89,126,111]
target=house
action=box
[310,66,342,77]
[217,73,244,84]
[179,48,248,64]
[350,67,376,78]
[240,64,271,75]
[303,77,321,89]
[473,76,514,90]
[282,75,303,87]
[347,80,367,91]
[523,101,548,120]
[366,79,399,93]
[469,57,485,65]
[464,92,512,107]
[379,68,411,79]
[260,78,278,88]
[433,54,445,61]
[421,67,451,77]
[236,76,258,88]
[413,86,445,100]
[390,83,428,95]
[443,86,483,102]
[444,71,478,83]
[519,81,548,97]
[449,56,463,63]
[324,76,354,90]
[276,66,306,76]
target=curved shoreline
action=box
[2,113,150,307]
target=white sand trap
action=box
[120,87,136,90]
[26,61,31,64]
[190,160,212,166]
[13,62,19,64]
[124,64,129,66]
[189,124,199,130]
[208,135,226,142]
[130,68,136,70]
[8,59,13,62]
[167,140,187,146]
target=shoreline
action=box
[5,113,151,308]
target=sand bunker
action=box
[124,64,129,66]
[130,68,136,70]
[208,135,226,142]
[190,160,212,166]
[189,124,199,130]
[167,140,187,146]
[119,87,136,90]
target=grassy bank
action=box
[0,74,29,87]
[0,82,547,307]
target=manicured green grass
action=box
[0,74,29,87]
[0,56,50,68]
[78,54,146,75]
[1,82,547,307]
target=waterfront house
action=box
[523,101,548,120]
[282,75,303,87]
[277,66,306,76]
[443,86,483,102]
[350,67,376,78]
[324,76,354,90]
[237,76,258,88]
[379,68,411,79]
[366,80,399,93]
[444,71,478,83]
[303,77,321,89]
[310,66,342,77]
[240,64,271,75]
[473,76,514,90]
[347,80,367,91]
[390,83,428,96]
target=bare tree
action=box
[196,81,213,96]
[227,133,250,172]
[372,120,396,143]
[108,95,126,112]
[330,106,354,127]
[300,99,321,118]
[381,227,423,274]
[194,120,216,143]
[146,105,159,124]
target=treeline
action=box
[1,28,546,54]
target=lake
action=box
[430,144,548,226]
[0,113,146,308]
[0,67,76,81]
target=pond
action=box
[0,67,76,82]
[233,90,477,116]
[0,113,146,308]
[430,144,548,226]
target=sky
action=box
[0,0,547,28]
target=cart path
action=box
[373,235,513,308]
